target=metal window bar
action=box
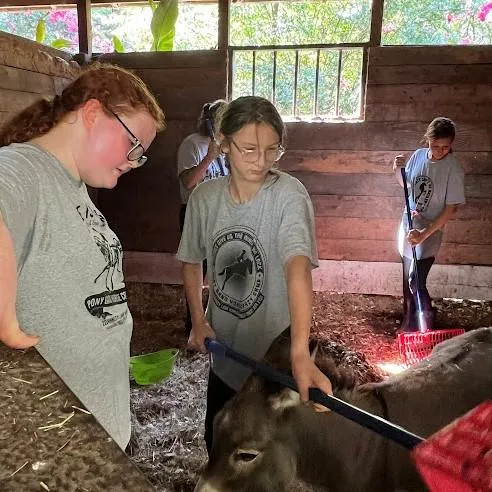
[272,50,277,105]
[313,49,320,116]
[335,48,343,117]
[293,50,299,117]
[252,50,256,96]
[230,44,367,120]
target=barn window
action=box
[0,0,219,53]
[229,0,372,120]
[382,0,492,45]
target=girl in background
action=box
[393,117,465,332]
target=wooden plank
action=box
[0,32,76,72]
[315,217,492,245]
[368,64,492,85]
[0,88,43,113]
[366,84,492,104]
[140,85,226,121]
[98,50,227,70]
[317,239,492,265]
[365,102,492,123]
[134,67,226,90]
[313,260,492,299]
[281,150,492,175]
[312,196,492,221]
[285,121,492,151]
[0,66,55,94]
[120,251,492,299]
[292,172,491,199]
[369,46,492,66]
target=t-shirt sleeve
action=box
[446,159,465,205]
[278,184,318,268]
[177,137,201,178]
[0,155,39,268]
[176,188,206,263]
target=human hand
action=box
[392,154,406,171]
[187,319,216,353]
[407,228,428,246]
[0,315,39,349]
[291,352,333,411]
[206,140,221,161]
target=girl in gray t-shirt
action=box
[177,96,333,455]
[392,117,465,332]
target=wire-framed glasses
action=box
[230,139,285,164]
[110,110,148,168]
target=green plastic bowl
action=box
[129,348,179,385]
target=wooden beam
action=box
[369,0,384,47]
[121,251,492,300]
[218,0,229,51]
[76,0,91,55]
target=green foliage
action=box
[112,35,125,53]
[51,38,72,49]
[151,0,179,51]
[35,17,46,43]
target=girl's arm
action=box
[182,261,215,352]
[286,255,333,401]
[179,140,221,190]
[0,214,38,348]
[408,204,460,246]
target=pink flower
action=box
[460,38,471,45]
[48,9,67,23]
[446,13,453,23]
[478,2,492,21]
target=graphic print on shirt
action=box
[212,226,266,319]
[76,203,128,328]
[413,176,434,212]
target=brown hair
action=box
[219,96,285,145]
[422,117,456,144]
[0,62,165,147]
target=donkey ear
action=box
[268,388,301,412]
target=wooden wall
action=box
[109,45,492,298]
[0,32,78,130]
[96,51,227,252]
[282,46,492,267]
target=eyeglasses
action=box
[110,111,147,168]
[230,139,285,164]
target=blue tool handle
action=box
[205,119,216,141]
[204,337,424,450]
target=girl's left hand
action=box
[407,228,428,246]
[291,353,333,409]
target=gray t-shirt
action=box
[177,133,228,204]
[398,148,465,259]
[0,143,132,450]
[177,171,318,390]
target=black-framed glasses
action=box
[110,110,147,168]
[230,139,285,164]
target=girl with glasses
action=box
[177,96,332,455]
[0,62,164,450]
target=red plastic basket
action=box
[412,401,492,492]
[397,329,465,365]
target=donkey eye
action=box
[234,449,260,463]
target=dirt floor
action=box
[126,282,492,492]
